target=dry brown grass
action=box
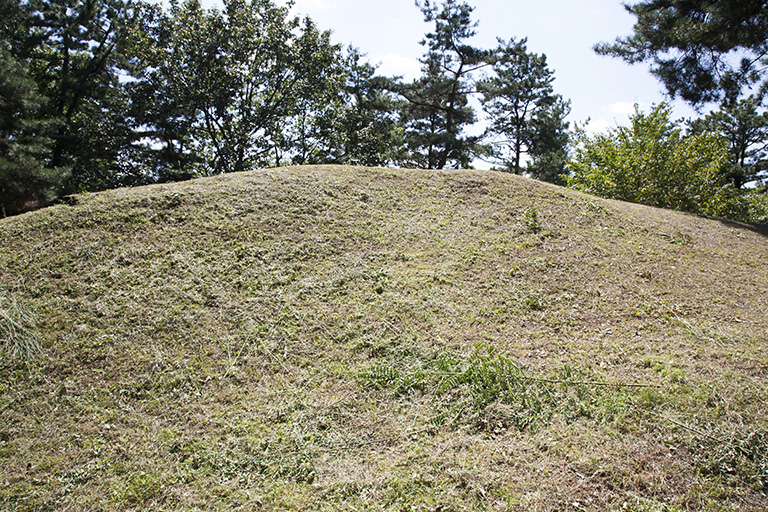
[1,165,767,511]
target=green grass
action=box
[1,165,767,510]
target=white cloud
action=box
[278,0,338,12]
[606,101,639,116]
[583,118,612,135]
[374,53,422,80]
[583,102,652,134]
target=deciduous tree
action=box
[568,103,750,220]
[137,0,346,174]
[290,48,404,166]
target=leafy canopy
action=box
[568,103,751,220]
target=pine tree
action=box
[0,47,69,215]
[595,0,768,106]
[689,96,768,189]
[397,0,488,169]
[478,38,567,176]
[527,96,570,184]
[2,0,154,192]
[291,48,404,167]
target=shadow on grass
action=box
[717,219,768,237]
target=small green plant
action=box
[0,293,41,359]
[523,207,541,233]
[661,231,692,245]
[692,428,768,491]
[359,344,620,432]
[524,293,546,311]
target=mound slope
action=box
[1,165,767,510]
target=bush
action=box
[746,191,768,224]
[567,103,755,221]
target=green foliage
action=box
[1,0,399,203]
[138,0,346,174]
[125,0,211,182]
[479,38,569,179]
[523,207,541,233]
[746,191,768,223]
[5,0,153,191]
[527,96,571,184]
[688,95,768,189]
[1,0,579,208]
[278,17,348,167]
[595,0,768,105]
[0,47,69,215]
[132,0,385,173]
[567,103,755,220]
[692,429,768,491]
[395,0,487,169]
[360,344,618,432]
[303,49,405,167]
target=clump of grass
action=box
[360,343,626,432]
[691,428,768,491]
[0,293,41,359]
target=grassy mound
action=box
[1,165,767,511]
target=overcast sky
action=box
[201,0,704,139]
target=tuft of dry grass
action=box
[0,293,41,359]
[1,165,767,511]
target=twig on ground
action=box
[649,411,725,444]
[524,376,662,388]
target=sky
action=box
[264,0,702,130]
[201,0,704,155]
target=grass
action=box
[0,292,41,359]
[1,164,767,510]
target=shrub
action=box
[567,103,755,221]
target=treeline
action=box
[0,0,569,215]
[3,0,767,224]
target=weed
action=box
[661,231,693,245]
[0,293,41,359]
[523,207,541,233]
[115,471,167,506]
[692,428,768,491]
[524,293,547,311]
[360,344,625,432]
